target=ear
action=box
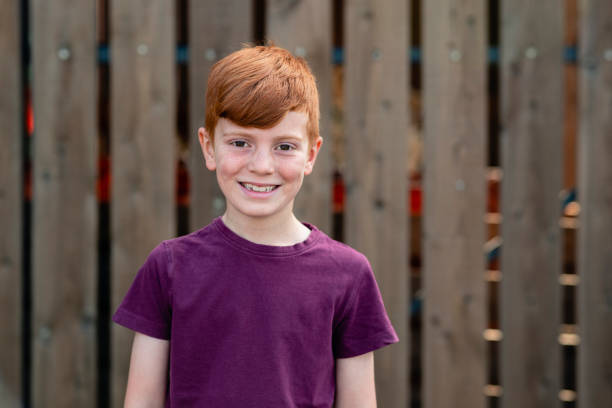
[304,136,323,176]
[198,127,216,171]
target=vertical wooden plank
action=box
[267,0,332,233]
[344,0,408,406]
[110,2,176,407]
[0,1,22,406]
[577,0,612,405]
[563,0,578,190]
[422,1,487,407]
[188,0,253,231]
[499,1,563,407]
[31,0,98,406]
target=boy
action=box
[113,45,399,407]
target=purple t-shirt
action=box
[113,217,399,407]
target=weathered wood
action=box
[110,2,176,407]
[188,0,253,231]
[0,1,22,406]
[267,0,332,233]
[563,0,578,190]
[31,0,98,406]
[422,0,487,407]
[577,0,612,405]
[564,64,578,190]
[499,1,564,407]
[344,0,409,406]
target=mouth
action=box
[239,182,280,193]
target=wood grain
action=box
[31,0,98,405]
[563,0,578,190]
[110,1,176,406]
[577,0,612,405]
[499,1,564,407]
[344,0,409,406]
[422,1,487,407]
[267,0,332,233]
[0,1,22,406]
[188,0,253,231]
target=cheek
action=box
[217,155,245,179]
[277,158,308,180]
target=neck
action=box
[221,208,311,246]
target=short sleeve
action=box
[112,242,172,340]
[333,261,399,358]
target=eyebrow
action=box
[222,132,304,143]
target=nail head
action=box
[213,196,224,212]
[455,179,466,191]
[137,44,149,56]
[205,48,217,61]
[525,47,538,59]
[57,46,71,61]
[39,326,52,341]
[450,49,462,62]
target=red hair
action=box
[204,45,319,144]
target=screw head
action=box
[371,48,381,61]
[450,49,462,62]
[137,44,149,56]
[525,46,538,59]
[57,46,71,61]
[455,179,466,191]
[205,48,217,61]
[39,326,52,342]
[213,196,224,212]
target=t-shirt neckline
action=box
[211,216,321,257]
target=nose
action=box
[247,147,274,175]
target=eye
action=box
[276,143,295,151]
[231,140,249,148]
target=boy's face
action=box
[198,111,322,223]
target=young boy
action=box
[113,45,399,407]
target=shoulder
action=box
[158,221,220,257]
[317,233,369,264]
[311,229,372,279]
[142,221,222,277]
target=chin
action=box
[234,203,292,220]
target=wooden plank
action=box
[564,0,578,190]
[422,1,487,407]
[577,0,612,405]
[188,0,253,231]
[31,0,98,406]
[110,2,176,407]
[499,1,564,407]
[0,1,22,406]
[344,1,409,406]
[267,0,332,233]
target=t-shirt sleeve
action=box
[112,241,172,340]
[333,259,400,358]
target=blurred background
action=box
[1,0,611,407]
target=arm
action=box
[335,352,377,408]
[124,332,170,408]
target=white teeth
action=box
[242,183,276,192]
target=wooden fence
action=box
[1,0,611,407]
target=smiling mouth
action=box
[239,182,280,193]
